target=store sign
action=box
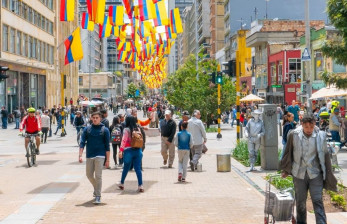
[271,85,282,88]
[287,88,295,93]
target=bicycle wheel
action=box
[26,144,33,167]
[30,144,36,165]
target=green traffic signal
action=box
[216,72,223,84]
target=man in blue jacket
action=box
[79,111,110,204]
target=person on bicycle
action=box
[20,107,42,155]
[73,111,85,134]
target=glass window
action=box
[49,21,53,34]
[50,45,54,64]
[2,0,8,8]
[2,25,8,51]
[17,1,22,15]
[37,40,41,61]
[48,0,53,10]
[38,14,41,28]
[79,77,83,86]
[33,10,38,25]
[16,31,21,55]
[28,36,32,57]
[32,38,36,59]
[9,28,15,53]
[28,7,33,22]
[42,42,45,61]
[270,63,276,85]
[333,60,346,73]
[22,34,27,57]
[23,3,28,20]
[278,62,283,85]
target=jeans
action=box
[86,158,104,197]
[41,127,49,143]
[280,139,286,160]
[15,117,20,129]
[1,117,7,129]
[55,124,61,134]
[231,118,236,127]
[121,149,143,186]
[293,173,326,224]
[330,130,341,143]
[178,150,189,178]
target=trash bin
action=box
[217,154,231,172]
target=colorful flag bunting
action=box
[64,27,83,65]
[60,0,74,21]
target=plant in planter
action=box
[232,140,260,167]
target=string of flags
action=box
[60,0,183,89]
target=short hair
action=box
[91,111,102,117]
[301,114,316,124]
[100,109,107,114]
[181,121,188,129]
[193,109,200,117]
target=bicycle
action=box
[76,126,85,146]
[24,134,39,167]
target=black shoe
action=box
[54,133,57,135]
[35,149,40,155]
[190,162,194,171]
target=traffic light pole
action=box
[217,65,222,139]
[236,52,241,142]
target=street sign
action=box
[301,48,311,61]
[271,85,282,88]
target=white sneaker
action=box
[93,196,101,204]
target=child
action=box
[174,121,193,182]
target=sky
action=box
[230,0,328,32]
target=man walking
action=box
[41,110,50,143]
[230,106,236,128]
[1,106,8,129]
[287,100,300,123]
[187,110,207,171]
[79,112,110,204]
[329,108,344,148]
[280,114,337,224]
[13,107,21,129]
[160,110,176,168]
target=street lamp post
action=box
[265,0,270,19]
[305,0,312,114]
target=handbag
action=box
[202,144,208,154]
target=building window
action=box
[46,43,49,63]
[278,62,283,85]
[37,40,41,61]
[50,45,54,64]
[288,58,301,83]
[79,77,83,86]
[33,38,37,59]
[9,28,15,53]
[270,63,276,85]
[28,36,32,58]
[28,7,33,22]
[42,42,45,61]
[22,3,28,19]
[2,0,8,8]
[16,31,21,55]
[2,25,8,51]
[22,33,27,56]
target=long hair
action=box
[282,112,293,126]
[111,116,120,127]
[125,115,137,133]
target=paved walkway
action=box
[0,111,346,223]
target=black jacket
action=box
[161,119,176,143]
[101,118,110,129]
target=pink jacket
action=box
[120,128,132,152]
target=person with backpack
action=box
[117,116,144,192]
[174,121,193,182]
[79,111,110,204]
[13,107,21,129]
[109,116,124,167]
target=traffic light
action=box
[208,72,216,84]
[216,72,223,84]
[222,60,236,77]
[0,66,9,81]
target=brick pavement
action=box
[1,111,347,223]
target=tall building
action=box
[209,0,224,59]
[0,0,57,110]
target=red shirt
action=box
[20,115,41,133]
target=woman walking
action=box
[109,116,124,167]
[117,116,144,192]
[280,112,295,160]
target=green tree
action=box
[321,0,347,88]
[126,83,140,100]
[139,83,148,97]
[164,54,236,125]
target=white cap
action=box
[165,110,171,115]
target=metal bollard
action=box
[240,124,243,138]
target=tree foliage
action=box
[321,0,347,88]
[163,54,236,123]
[126,83,140,100]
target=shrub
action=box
[232,140,260,167]
[265,174,294,191]
[205,127,218,133]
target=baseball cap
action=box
[182,111,189,116]
[165,110,171,115]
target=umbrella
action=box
[240,94,265,102]
[310,85,347,99]
[125,99,134,103]
[90,100,104,105]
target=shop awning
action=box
[310,85,347,99]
